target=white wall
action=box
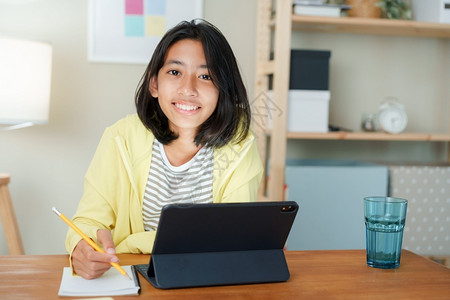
[0,0,257,255]
[0,0,448,255]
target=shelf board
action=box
[266,131,450,142]
[289,15,450,38]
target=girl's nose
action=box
[178,75,197,97]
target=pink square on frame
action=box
[125,0,144,15]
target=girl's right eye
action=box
[168,70,180,76]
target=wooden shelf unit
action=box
[253,0,450,202]
[289,15,450,38]
[271,131,450,141]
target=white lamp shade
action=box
[0,37,52,125]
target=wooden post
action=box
[267,0,292,201]
[253,0,273,200]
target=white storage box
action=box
[267,90,330,132]
[412,0,450,24]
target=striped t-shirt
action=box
[142,139,214,231]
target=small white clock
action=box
[377,100,408,134]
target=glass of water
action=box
[364,196,408,269]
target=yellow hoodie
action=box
[65,114,263,256]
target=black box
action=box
[268,49,331,90]
[290,49,331,90]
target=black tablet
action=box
[135,201,298,289]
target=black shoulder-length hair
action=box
[135,19,251,148]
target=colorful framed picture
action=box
[88,0,203,64]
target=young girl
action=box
[65,19,263,279]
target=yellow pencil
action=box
[52,207,131,280]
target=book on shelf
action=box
[58,265,140,297]
[293,1,352,18]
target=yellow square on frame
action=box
[145,16,166,36]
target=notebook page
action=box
[58,265,140,297]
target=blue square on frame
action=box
[146,0,166,15]
[125,15,145,36]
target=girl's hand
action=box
[71,229,119,279]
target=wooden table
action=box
[0,250,449,299]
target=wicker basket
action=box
[345,0,381,18]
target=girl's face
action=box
[150,39,219,136]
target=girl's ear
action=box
[149,76,158,98]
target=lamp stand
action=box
[0,174,25,255]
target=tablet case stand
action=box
[135,201,298,289]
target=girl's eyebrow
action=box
[165,59,208,69]
[165,59,183,66]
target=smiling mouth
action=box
[174,103,200,111]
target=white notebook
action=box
[58,265,140,297]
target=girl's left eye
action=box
[199,74,212,80]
